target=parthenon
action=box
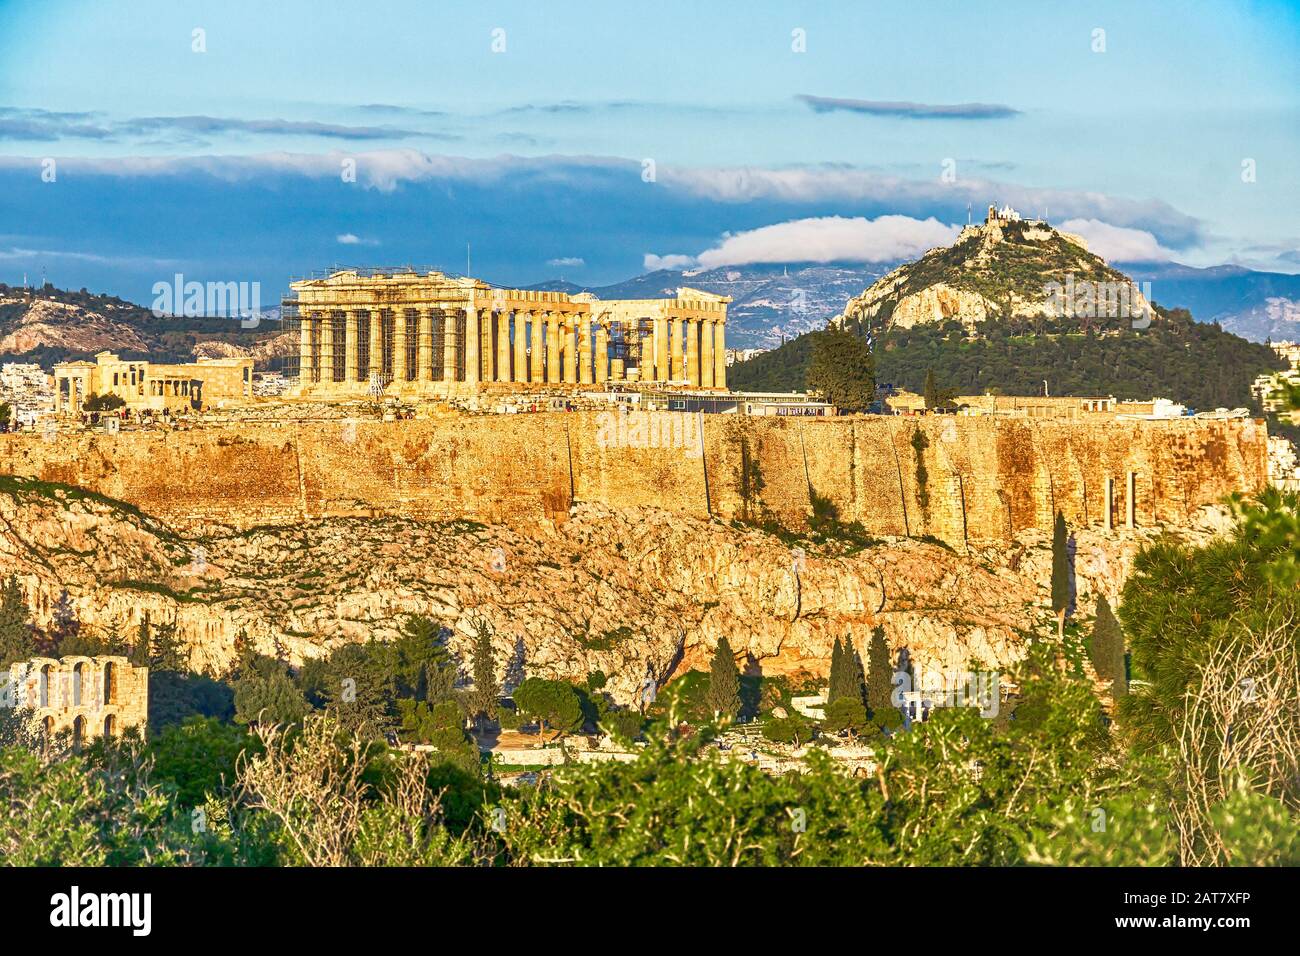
[283,270,730,397]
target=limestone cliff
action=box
[0,476,1225,702]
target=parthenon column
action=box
[344,312,359,382]
[319,312,335,384]
[530,311,544,382]
[496,311,511,382]
[670,316,683,382]
[595,323,609,384]
[578,318,593,385]
[563,315,578,384]
[701,317,715,388]
[299,313,316,384]
[713,318,727,389]
[443,308,458,381]
[654,315,669,383]
[417,308,433,381]
[686,319,700,387]
[465,305,481,387]
[480,314,493,381]
[392,311,407,384]
[514,311,529,383]
[546,312,561,384]
[368,309,383,381]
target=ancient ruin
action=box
[282,269,731,397]
[1,655,148,744]
[53,351,254,416]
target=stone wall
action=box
[0,413,1268,545]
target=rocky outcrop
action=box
[0,300,149,354]
[0,478,1228,703]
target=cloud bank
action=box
[797,95,1020,119]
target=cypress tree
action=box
[1090,595,1127,698]
[827,636,845,702]
[0,576,35,668]
[468,618,500,725]
[865,626,893,714]
[923,368,940,409]
[705,636,741,721]
[1051,511,1070,640]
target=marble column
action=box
[713,318,727,389]
[654,315,669,383]
[546,312,561,384]
[319,312,335,384]
[513,311,529,383]
[701,317,715,388]
[686,319,700,387]
[595,323,609,384]
[417,308,433,381]
[299,314,315,384]
[579,318,593,385]
[480,313,493,381]
[496,311,511,382]
[670,316,684,382]
[368,309,383,381]
[564,314,579,384]
[345,312,359,382]
[443,308,458,381]
[392,310,407,384]
[530,311,544,382]
[465,304,481,386]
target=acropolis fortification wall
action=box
[0,413,1269,546]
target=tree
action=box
[0,576,35,668]
[1089,595,1126,698]
[147,619,188,673]
[806,327,875,410]
[823,697,867,737]
[467,618,499,727]
[828,636,863,707]
[233,654,309,727]
[48,589,79,652]
[923,368,940,409]
[513,678,583,740]
[705,636,741,721]
[1051,511,1071,641]
[865,626,894,715]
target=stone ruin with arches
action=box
[1,655,149,746]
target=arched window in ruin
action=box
[103,661,116,705]
[73,661,86,706]
[72,715,86,750]
[103,714,116,738]
[39,664,52,708]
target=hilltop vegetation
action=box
[732,306,1283,409]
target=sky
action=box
[0,0,1297,305]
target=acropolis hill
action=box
[0,409,1266,699]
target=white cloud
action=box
[643,253,697,271]
[547,256,584,267]
[336,233,378,246]
[1058,218,1173,262]
[647,215,960,270]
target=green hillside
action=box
[731,306,1283,411]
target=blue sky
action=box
[0,0,1297,304]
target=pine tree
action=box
[705,636,741,721]
[829,637,864,706]
[0,576,35,668]
[1090,595,1127,698]
[1051,511,1071,640]
[148,619,187,673]
[48,588,79,653]
[130,613,151,667]
[865,626,893,714]
[468,618,500,725]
